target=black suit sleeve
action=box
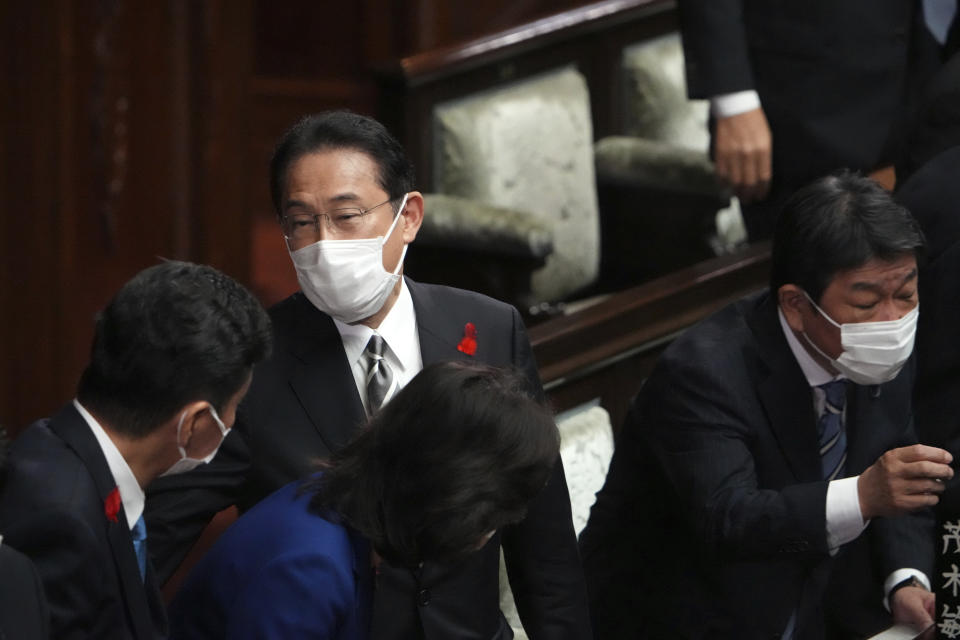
[641,356,831,559]
[678,0,755,99]
[5,510,114,639]
[0,544,49,640]
[500,307,593,640]
[144,425,250,583]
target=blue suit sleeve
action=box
[225,548,355,640]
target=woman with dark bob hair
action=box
[169,361,560,639]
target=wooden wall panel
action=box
[0,1,67,433]
[1,0,253,433]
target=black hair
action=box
[305,361,560,568]
[269,111,415,217]
[76,261,272,438]
[770,171,925,303]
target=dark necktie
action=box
[364,334,393,413]
[817,380,847,481]
[131,514,147,582]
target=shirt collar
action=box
[73,399,145,530]
[332,280,420,374]
[777,307,843,388]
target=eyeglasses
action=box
[281,196,400,244]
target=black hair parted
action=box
[76,261,272,438]
[304,361,560,569]
[269,111,415,217]
[770,171,925,303]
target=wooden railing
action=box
[531,242,772,433]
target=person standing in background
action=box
[679,0,917,239]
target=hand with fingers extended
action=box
[713,106,772,205]
[858,445,954,520]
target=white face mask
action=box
[160,405,229,477]
[801,292,919,386]
[289,194,409,324]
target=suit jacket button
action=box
[418,588,431,606]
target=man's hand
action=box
[713,106,772,204]
[859,445,953,520]
[891,586,935,631]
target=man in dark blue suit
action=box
[581,173,952,639]
[0,262,271,639]
[147,111,591,640]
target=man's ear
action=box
[173,401,211,448]
[399,191,424,244]
[777,284,810,333]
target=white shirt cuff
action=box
[826,476,868,552]
[710,90,762,119]
[883,569,931,612]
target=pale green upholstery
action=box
[433,67,601,304]
[621,33,711,151]
[605,32,746,253]
[594,136,719,197]
[499,403,615,639]
[417,193,553,259]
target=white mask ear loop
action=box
[382,194,408,241]
[175,405,227,456]
[383,193,409,276]
[802,291,841,329]
[174,410,189,458]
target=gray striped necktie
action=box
[364,334,393,413]
[817,380,847,481]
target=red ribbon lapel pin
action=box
[104,487,121,524]
[457,322,477,356]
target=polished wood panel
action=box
[0,0,253,433]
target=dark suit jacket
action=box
[898,55,960,182]
[679,0,916,236]
[0,405,166,640]
[580,291,932,640]
[0,543,49,640]
[896,146,960,453]
[148,279,590,640]
[169,479,372,639]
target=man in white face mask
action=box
[582,172,953,640]
[145,111,591,640]
[0,261,271,640]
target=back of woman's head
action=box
[309,361,560,567]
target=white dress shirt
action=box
[333,280,424,416]
[73,399,145,531]
[924,0,958,44]
[776,311,930,603]
[710,89,762,119]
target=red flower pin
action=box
[104,487,121,524]
[457,322,477,356]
